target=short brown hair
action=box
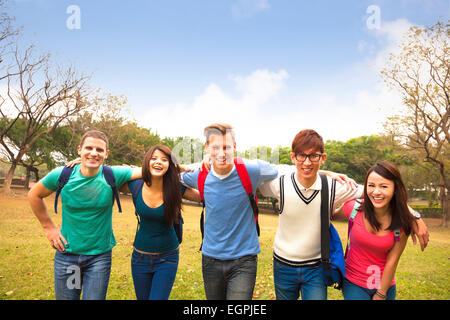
[291,129,324,154]
[203,123,235,143]
[80,130,109,150]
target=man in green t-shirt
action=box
[28,130,141,300]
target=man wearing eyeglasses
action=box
[259,129,364,300]
[259,129,429,300]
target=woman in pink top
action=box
[337,161,416,300]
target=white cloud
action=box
[230,0,270,19]
[138,69,289,150]
[137,19,418,154]
[323,18,418,141]
[264,19,415,146]
[368,18,414,71]
[230,69,288,108]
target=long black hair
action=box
[141,145,182,227]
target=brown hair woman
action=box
[120,145,200,300]
[340,161,416,300]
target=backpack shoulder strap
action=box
[345,199,362,258]
[130,179,145,205]
[319,174,330,264]
[102,165,122,213]
[197,163,209,202]
[197,165,209,250]
[234,157,252,194]
[54,166,74,214]
[350,200,361,221]
[234,157,260,236]
[394,229,401,242]
[130,178,144,236]
[277,174,285,214]
[347,200,362,237]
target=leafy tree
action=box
[381,21,449,226]
[50,97,163,167]
[322,135,396,184]
[0,45,91,193]
[0,117,56,188]
[165,136,204,164]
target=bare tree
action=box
[0,0,20,72]
[0,45,92,193]
[381,21,449,227]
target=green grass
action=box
[0,190,448,300]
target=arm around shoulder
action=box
[183,188,201,202]
[129,167,142,180]
[119,182,130,194]
[180,170,198,189]
[255,159,278,181]
[410,215,430,251]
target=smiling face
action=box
[205,132,236,174]
[291,147,326,188]
[366,171,395,212]
[149,149,170,177]
[77,136,109,171]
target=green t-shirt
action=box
[42,164,133,255]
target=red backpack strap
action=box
[234,157,260,236]
[197,163,209,250]
[234,157,252,194]
[197,163,209,201]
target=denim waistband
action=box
[133,247,179,257]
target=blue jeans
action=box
[342,278,396,300]
[273,259,327,300]
[131,249,179,300]
[54,250,112,300]
[202,254,257,300]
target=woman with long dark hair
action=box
[120,145,200,300]
[338,161,417,300]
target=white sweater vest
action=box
[273,173,336,266]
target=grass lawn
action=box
[0,189,448,300]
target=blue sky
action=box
[6,0,449,150]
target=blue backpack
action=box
[129,178,184,244]
[54,165,122,214]
[319,174,345,290]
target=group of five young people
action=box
[28,124,429,300]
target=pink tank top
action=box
[343,200,397,289]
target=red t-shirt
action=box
[343,200,397,289]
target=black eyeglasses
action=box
[294,153,322,162]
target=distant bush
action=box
[410,204,443,218]
[0,178,27,186]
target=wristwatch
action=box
[411,209,422,219]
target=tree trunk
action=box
[441,179,449,228]
[443,197,449,228]
[1,147,28,193]
[2,160,18,193]
[24,167,31,190]
[33,167,39,183]
[23,166,39,189]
